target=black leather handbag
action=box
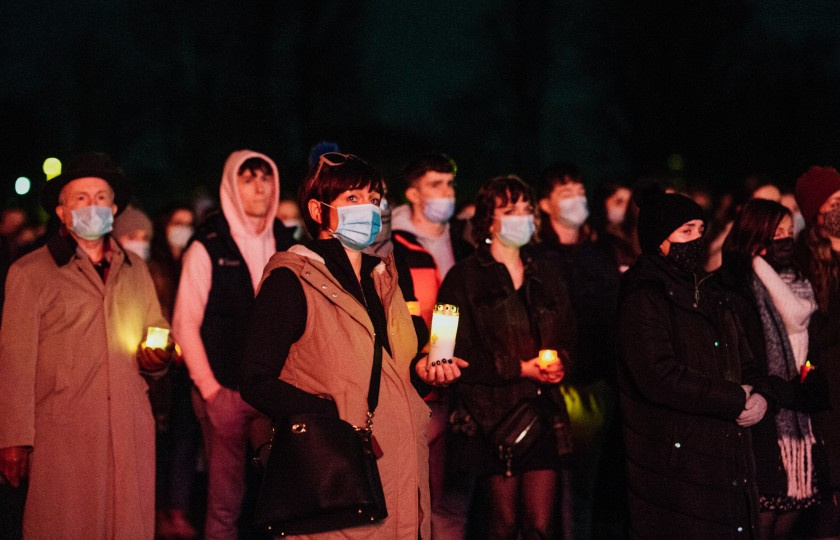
[491,389,573,477]
[254,337,387,535]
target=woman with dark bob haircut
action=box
[438,174,576,539]
[241,153,465,539]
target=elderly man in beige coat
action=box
[0,153,171,539]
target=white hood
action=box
[219,149,280,238]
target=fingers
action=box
[138,348,168,371]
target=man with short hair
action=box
[391,152,473,539]
[0,152,171,539]
[392,152,472,325]
[173,150,295,539]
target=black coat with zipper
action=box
[618,253,765,539]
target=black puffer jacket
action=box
[618,253,765,539]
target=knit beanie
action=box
[794,166,840,225]
[112,205,152,238]
[637,191,705,254]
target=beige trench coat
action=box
[0,235,167,539]
[261,246,431,540]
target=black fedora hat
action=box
[41,152,131,216]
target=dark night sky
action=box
[3,1,840,216]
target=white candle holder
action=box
[428,304,459,367]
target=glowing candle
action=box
[538,349,559,368]
[428,304,459,366]
[800,360,814,383]
[144,327,170,349]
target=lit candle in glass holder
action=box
[144,327,170,349]
[538,349,559,369]
[428,304,459,367]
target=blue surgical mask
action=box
[422,197,456,224]
[70,205,114,240]
[326,203,382,251]
[556,196,589,227]
[497,215,535,248]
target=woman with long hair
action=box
[794,166,840,539]
[720,198,821,539]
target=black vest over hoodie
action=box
[194,211,295,389]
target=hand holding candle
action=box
[428,304,459,367]
[138,326,172,372]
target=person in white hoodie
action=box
[172,150,296,539]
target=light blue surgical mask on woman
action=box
[70,205,114,240]
[324,202,382,251]
[496,215,535,248]
[422,197,456,224]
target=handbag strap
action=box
[367,332,383,415]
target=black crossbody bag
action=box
[254,336,387,535]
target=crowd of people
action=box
[1,146,840,540]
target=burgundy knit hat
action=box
[794,166,840,225]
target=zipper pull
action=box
[694,274,700,305]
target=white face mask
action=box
[793,212,806,238]
[167,225,194,250]
[496,215,535,248]
[556,196,589,227]
[122,239,150,261]
[607,207,626,226]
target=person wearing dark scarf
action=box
[618,190,771,539]
[719,199,825,539]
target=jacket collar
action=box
[47,230,132,268]
[475,244,535,268]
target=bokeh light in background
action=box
[42,158,61,180]
[14,177,31,195]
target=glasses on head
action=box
[312,152,355,183]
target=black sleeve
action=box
[240,268,339,420]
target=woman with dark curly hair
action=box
[438,174,576,539]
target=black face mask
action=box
[823,207,840,238]
[764,237,794,271]
[666,237,706,274]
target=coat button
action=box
[732,480,738,486]
[674,442,681,448]
[737,527,744,533]
[714,341,720,347]
[332,293,337,299]
[321,284,328,290]
[305,271,310,276]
